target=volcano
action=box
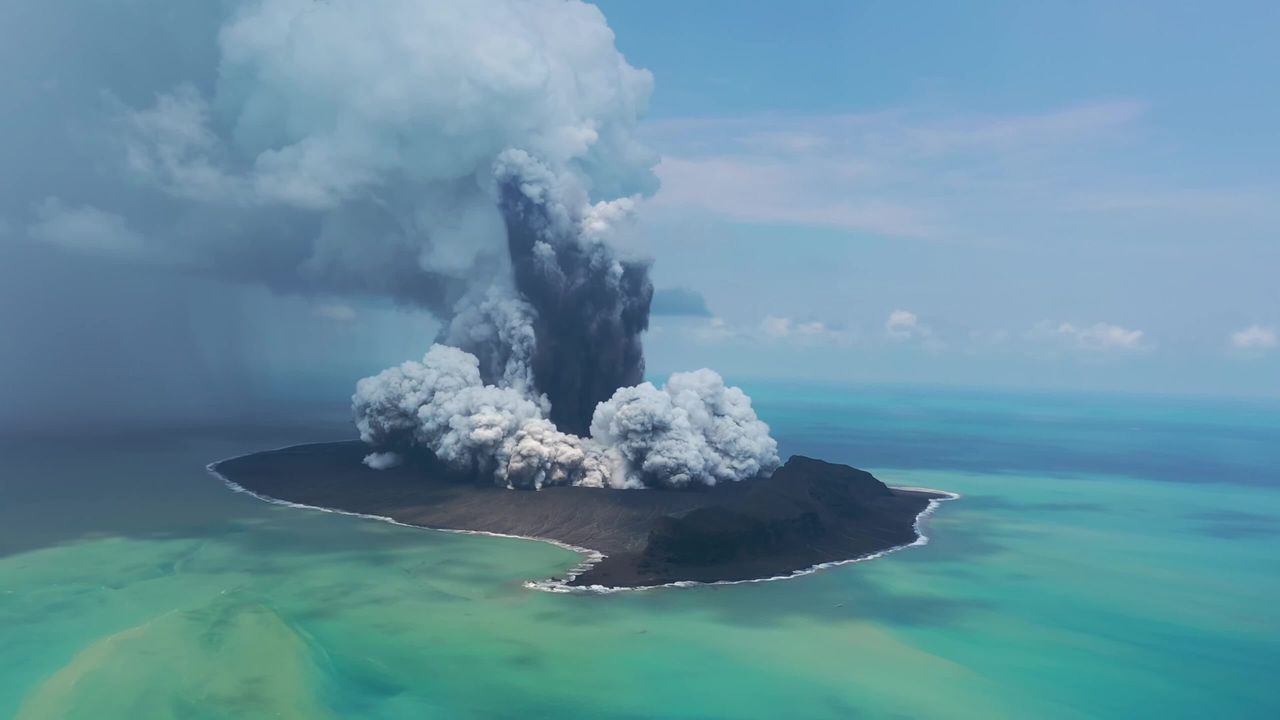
[210,442,954,589]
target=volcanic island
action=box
[211,441,953,590]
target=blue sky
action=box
[592,0,1280,396]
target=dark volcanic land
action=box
[211,441,949,589]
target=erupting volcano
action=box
[122,0,957,589]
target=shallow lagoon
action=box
[2,386,1277,719]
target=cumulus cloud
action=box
[1229,325,1277,351]
[758,315,847,344]
[651,286,713,317]
[656,314,848,347]
[885,309,923,340]
[1049,322,1148,352]
[883,309,946,351]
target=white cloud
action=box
[1229,325,1277,351]
[885,309,922,339]
[673,315,849,346]
[314,303,357,322]
[794,320,831,337]
[1050,322,1147,352]
[27,198,145,256]
[757,315,848,345]
[884,309,945,351]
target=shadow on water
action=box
[0,421,355,559]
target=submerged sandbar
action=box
[210,441,951,589]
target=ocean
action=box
[1,384,1277,719]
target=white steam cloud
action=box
[362,451,404,471]
[590,371,780,487]
[354,345,778,489]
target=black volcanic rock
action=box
[643,506,825,563]
[641,457,893,566]
[211,443,949,588]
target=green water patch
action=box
[2,461,1278,718]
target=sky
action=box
[0,1,1277,433]
[598,0,1280,396]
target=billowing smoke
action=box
[498,155,653,435]
[345,129,778,489]
[110,0,659,321]
[353,345,622,489]
[353,346,778,489]
[5,0,780,487]
[590,370,779,488]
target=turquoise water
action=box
[1,387,1277,718]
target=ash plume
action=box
[104,0,660,320]
[498,156,653,435]
[6,0,780,488]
